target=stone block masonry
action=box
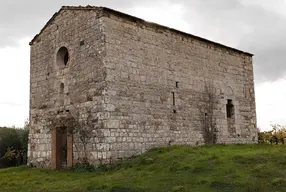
[28,6,258,169]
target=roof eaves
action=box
[29,5,253,57]
[101,7,253,56]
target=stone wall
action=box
[29,7,258,168]
[101,13,257,159]
[29,9,108,168]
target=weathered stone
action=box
[28,6,258,169]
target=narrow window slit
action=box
[172,92,175,106]
[226,99,234,118]
[176,82,179,88]
[59,83,65,106]
[226,99,236,135]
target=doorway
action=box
[52,127,73,169]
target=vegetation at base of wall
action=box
[199,81,218,145]
[0,122,29,168]
[1,144,286,192]
[72,162,97,172]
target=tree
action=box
[0,125,29,168]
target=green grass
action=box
[1,144,286,192]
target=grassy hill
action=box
[1,144,286,192]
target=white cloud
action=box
[125,1,192,33]
[255,77,286,131]
[0,37,30,127]
[240,0,286,17]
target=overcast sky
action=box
[0,0,286,130]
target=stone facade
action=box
[29,6,258,169]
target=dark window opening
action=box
[172,92,175,106]
[226,99,234,118]
[59,83,65,106]
[57,47,69,67]
[80,40,85,46]
[204,113,209,121]
[60,83,64,94]
[226,99,236,135]
[176,82,179,88]
[64,52,69,65]
[173,109,177,114]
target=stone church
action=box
[28,6,258,169]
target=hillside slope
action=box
[1,145,286,192]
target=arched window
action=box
[226,99,234,118]
[57,47,69,67]
[226,99,235,135]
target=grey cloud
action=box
[175,0,286,82]
[238,7,286,82]
[1,0,286,82]
[0,0,142,47]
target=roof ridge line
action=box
[61,5,102,10]
[29,5,253,56]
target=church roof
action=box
[29,5,253,56]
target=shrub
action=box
[258,124,286,145]
[0,125,29,168]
